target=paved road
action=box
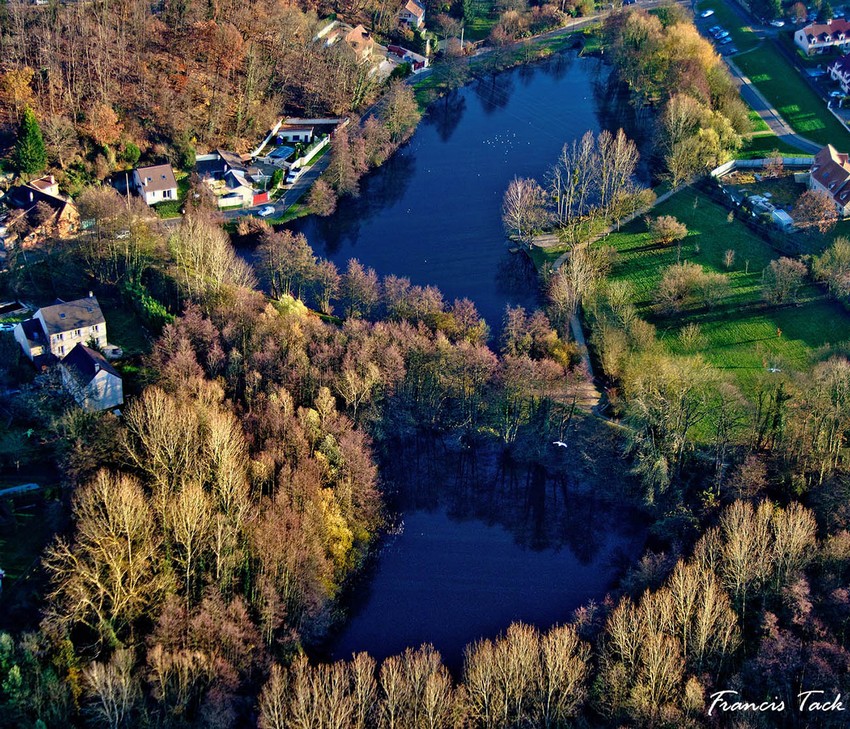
[726,57,822,154]
[694,0,822,153]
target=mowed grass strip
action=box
[599,189,850,392]
[735,43,850,147]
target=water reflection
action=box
[329,438,645,668]
[424,92,467,143]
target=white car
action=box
[257,206,276,217]
[700,8,715,17]
[770,19,785,27]
[716,30,730,38]
[830,90,844,97]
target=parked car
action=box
[709,24,722,32]
[700,9,715,17]
[720,36,734,44]
[716,30,730,39]
[725,45,739,54]
[831,90,844,97]
[770,19,785,27]
[258,206,276,217]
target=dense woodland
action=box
[2,1,850,727]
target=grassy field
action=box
[599,189,850,393]
[739,133,813,158]
[695,0,760,52]
[734,43,850,147]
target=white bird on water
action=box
[552,441,568,448]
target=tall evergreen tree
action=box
[14,107,47,175]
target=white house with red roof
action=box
[810,144,850,215]
[795,18,850,55]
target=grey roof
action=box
[38,296,105,335]
[61,343,120,386]
[136,164,178,193]
[20,318,45,344]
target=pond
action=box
[271,52,650,668]
[283,50,648,329]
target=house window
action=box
[57,332,63,341]
[74,329,81,338]
[57,345,64,355]
[164,189,173,199]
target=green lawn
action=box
[739,133,813,158]
[748,109,770,133]
[599,189,850,394]
[735,43,850,147]
[695,0,760,53]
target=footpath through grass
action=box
[599,189,850,394]
[734,43,850,148]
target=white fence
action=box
[711,156,814,177]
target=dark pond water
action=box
[271,54,651,668]
[329,446,646,669]
[283,51,649,330]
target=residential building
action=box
[809,144,850,215]
[400,0,425,28]
[59,343,123,412]
[1,175,79,247]
[14,294,108,362]
[829,53,850,92]
[133,163,178,205]
[345,25,376,62]
[278,125,315,144]
[795,18,850,55]
[387,44,429,71]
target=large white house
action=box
[810,144,850,216]
[795,18,850,55]
[133,163,178,205]
[15,294,108,363]
[60,343,124,412]
[400,0,425,28]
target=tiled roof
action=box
[61,343,120,387]
[38,296,105,335]
[136,163,177,193]
[812,144,850,205]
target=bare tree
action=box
[792,189,838,234]
[84,649,138,729]
[762,257,807,304]
[501,177,549,246]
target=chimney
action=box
[88,291,94,298]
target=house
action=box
[1,175,79,246]
[387,44,429,71]
[809,144,850,215]
[59,343,123,412]
[277,125,315,144]
[133,163,178,206]
[196,150,250,181]
[14,294,108,362]
[829,54,850,92]
[795,18,850,55]
[345,25,375,62]
[399,0,425,28]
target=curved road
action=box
[726,56,822,154]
